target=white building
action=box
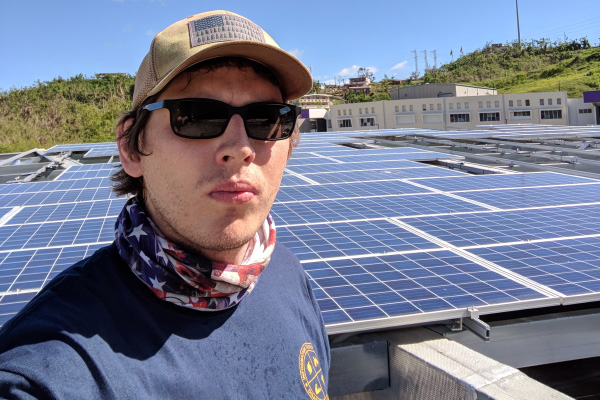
[567,98,597,126]
[328,91,576,131]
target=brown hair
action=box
[111,57,300,199]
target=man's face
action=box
[120,66,290,264]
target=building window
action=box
[349,109,352,115]
[495,101,500,107]
[548,99,553,105]
[449,103,454,110]
[457,103,462,110]
[509,100,514,107]
[371,107,375,113]
[525,99,530,106]
[465,102,469,109]
[396,115,415,125]
[339,118,352,128]
[360,117,376,126]
[343,109,346,115]
[422,104,427,111]
[423,114,443,124]
[486,101,491,108]
[450,113,470,123]
[557,98,562,105]
[541,110,562,119]
[540,99,544,106]
[478,101,483,108]
[428,104,433,111]
[337,110,341,116]
[437,103,442,111]
[479,112,500,121]
[402,105,406,112]
[394,106,398,113]
[359,108,363,114]
[409,105,413,112]
[579,108,592,114]
[512,111,531,118]
[517,100,522,106]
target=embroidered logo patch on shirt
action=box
[299,342,328,400]
[188,14,266,47]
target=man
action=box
[0,10,330,399]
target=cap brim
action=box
[146,41,312,102]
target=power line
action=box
[524,16,600,39]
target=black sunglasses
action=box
[143,98,301,141]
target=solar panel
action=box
[272,194,488,227]
[307,250,554,330]
[469,237,600,298]
[276,180,434,203]
[0,177,112,195]
[6,199,126,225]
[410,172,598,192]
[454,184,600,209]
[0,217,114,251]
[303,166,466,185]
[401,204,600,248]
[286,160,425,175]
[44,143,116,154]
[277,220,441,261]
[0,187,117,208]
[55,169,116,180]
[1,134,600,335]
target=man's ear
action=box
[117,116,143,178]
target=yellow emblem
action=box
[299,342,328,400]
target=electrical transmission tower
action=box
[432,50,437,69]
[411,49,418,77]
[422,49,429,72]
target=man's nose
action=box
[215,114,256,165]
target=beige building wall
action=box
[567,98,597,125]
[330,91,571,131]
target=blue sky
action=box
[1,0,599,91]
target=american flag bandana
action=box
[114,198,276,310]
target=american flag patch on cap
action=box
[188,14,266,47]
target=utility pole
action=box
[432,50,437,69]
[516,0,521,46]
[422,49,429,72]
[411,49,418,77]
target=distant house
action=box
[343,77,372,95]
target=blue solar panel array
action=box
[1,128,600,334]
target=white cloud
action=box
[336,65,379,78]
[336,65,359,77]
[287,48,304,58]
[145,29,155,36]
[390,61,408,71]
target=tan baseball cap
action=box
[132,10,312,109]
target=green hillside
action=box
[0,74,134,153]
[424,38,600,98]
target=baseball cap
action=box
[132,10,312,109]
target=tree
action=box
[311,80,322,94]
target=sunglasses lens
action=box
[246,104,295,140]
[172,100,228,138]
[167,100,296,140]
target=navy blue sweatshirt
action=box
[0,243,330,399]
